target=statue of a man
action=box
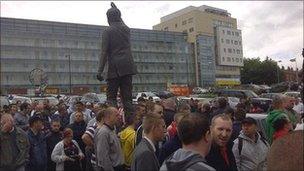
[97,2,137,115]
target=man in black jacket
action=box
[206,114,237,171]
[97,2,137,116]
[46,120,62,171]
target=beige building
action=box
[153,5,243,86]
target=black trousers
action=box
[107,75,134,115]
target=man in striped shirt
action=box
[82,109,104,171]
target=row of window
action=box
[163,17,193,31]
[222,57,243,63]
[221,39,242,46]
[222,29,240,36]
[223,48,242,54]
[213,20,233,28]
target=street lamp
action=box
[277,60,282,83]
[290,58,298,83]
[65,53,72,95]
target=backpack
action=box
[238,133,268,155]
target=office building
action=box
[0,17,195,94]
[153,5,244,87]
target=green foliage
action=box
[241,57,284,85]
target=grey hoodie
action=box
[160,148,215,171]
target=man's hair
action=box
[273,116,289,131]
[211,113,232,127]
[218,97,227,108]
[142,113,163,134]
[75,101,84,106]
[178,113,210,145]
[234,108,246,121]
[272,95,285,109]
[20,102,30,111]
[174,112,189,123]
[96,109,105,122]
[177,102,191,113]
[146,101,162,113]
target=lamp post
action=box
[65,54,72,95]
[290,58,298,83]
[277,60,282,83]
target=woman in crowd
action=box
[51,128,84,171]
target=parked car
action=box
[155,91,175,99]
[134,92,160,102]
[81,93,100,104]
[0,96,10,109]
[260,93,282,100]
[8,95,31,104]
[284,91,301,99]
[192,87,208,94]
[214,89,272,112]
[29,96,59,106]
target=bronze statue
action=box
[97,2,137,115]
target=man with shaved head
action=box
[94,107,124,171]
[0,114,29,171]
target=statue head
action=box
[106,2,122,24]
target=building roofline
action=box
[160,5,231,22]
[1,17,187,35]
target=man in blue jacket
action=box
[26,114,48,171]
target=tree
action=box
[240,57,284,85]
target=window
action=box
[175,24,177,28]
[182,20,187,25]
[182,30,187,33]
[169,65,173,70]
[239,41,242,45]
[233,49,235,53]
[189,27,194,32]
[226,39,230,44]
[188,18,193,23]
[224,48,226,53]
[222,30,225,34]
[240,58,243,62]
[227,30,231,35]
[228,48,232,53]
[236,58,239,62]
[231,40,233,44]
[234,41,238,45]
[221,39,224,43]
[164,27,168,31]
[237,49,240,54]
[232,32,234,36]
[227,57,231,62]
[235,32,239,36]
[222,57,225,61]
[232,58,235,62]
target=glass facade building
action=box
[0,17,195,94]
[196,35,216,87]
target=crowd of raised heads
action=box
[0,94,303,171]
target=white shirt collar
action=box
[144,136,156,152]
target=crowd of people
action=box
[0,93,303,171]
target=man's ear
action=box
[204,130,212,143]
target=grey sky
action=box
[1,1,303,69]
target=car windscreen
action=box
[244,90,259,98]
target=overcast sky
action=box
[1,1,303,69]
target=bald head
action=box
[1,114,14,132]
[103,107,119,126]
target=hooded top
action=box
[160,148,215,171]
[266,109,289,144]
